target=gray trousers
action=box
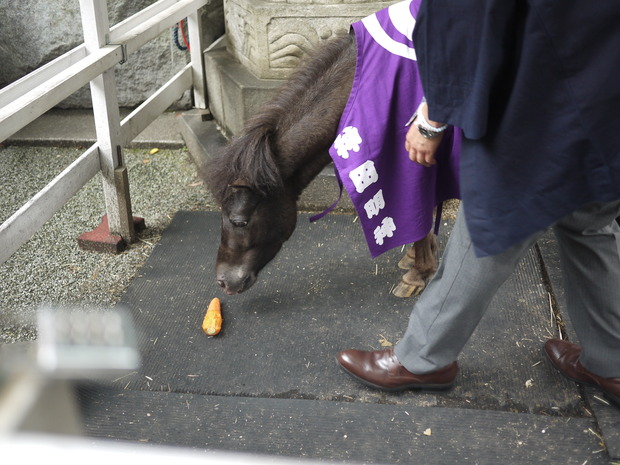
[394,200,620,378]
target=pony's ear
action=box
[227,183,260,218]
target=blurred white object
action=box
[36,306,139,377]
[0,433,336,464]
[0,306,140,435]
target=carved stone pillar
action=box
[206,0,392,135]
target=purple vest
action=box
[324,0,461,257]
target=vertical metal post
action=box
[79,0,135,242]
[187,7,208,110]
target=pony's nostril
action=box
[217,279,226,288]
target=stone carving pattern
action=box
[266,0,380,3]
[225,0,392,79]
[268,18,351,70]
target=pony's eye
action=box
[232,220,248,228]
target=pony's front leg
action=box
[392,232,438,298]
[397,244,416,270]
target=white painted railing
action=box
[0,0,210,265]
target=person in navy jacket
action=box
[338,0,620,407]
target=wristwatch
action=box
[406,101,448,139]
[415,110,448,139]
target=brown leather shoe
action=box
[544,339,620,407]
[337,347,458,391]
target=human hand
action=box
[405,124,443,167]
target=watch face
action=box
[417,125,440,139]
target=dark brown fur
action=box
[205,34,356,202]
[203,34,357,294]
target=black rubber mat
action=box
[78,386,607,464]
[108,212,580,410]
[77,211,616,461]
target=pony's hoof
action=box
[392,279,424,298]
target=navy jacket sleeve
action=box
[413,0,518,140]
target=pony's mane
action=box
[203,34,355,204]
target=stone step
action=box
[6,109,186,149]
[79,387,606,465]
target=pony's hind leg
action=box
[392,232,438,298]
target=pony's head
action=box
[204,125,297,295]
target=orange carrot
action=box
[202,297,222,336]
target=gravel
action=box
[0,144,216,344]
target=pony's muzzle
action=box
[216,268,256,295]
